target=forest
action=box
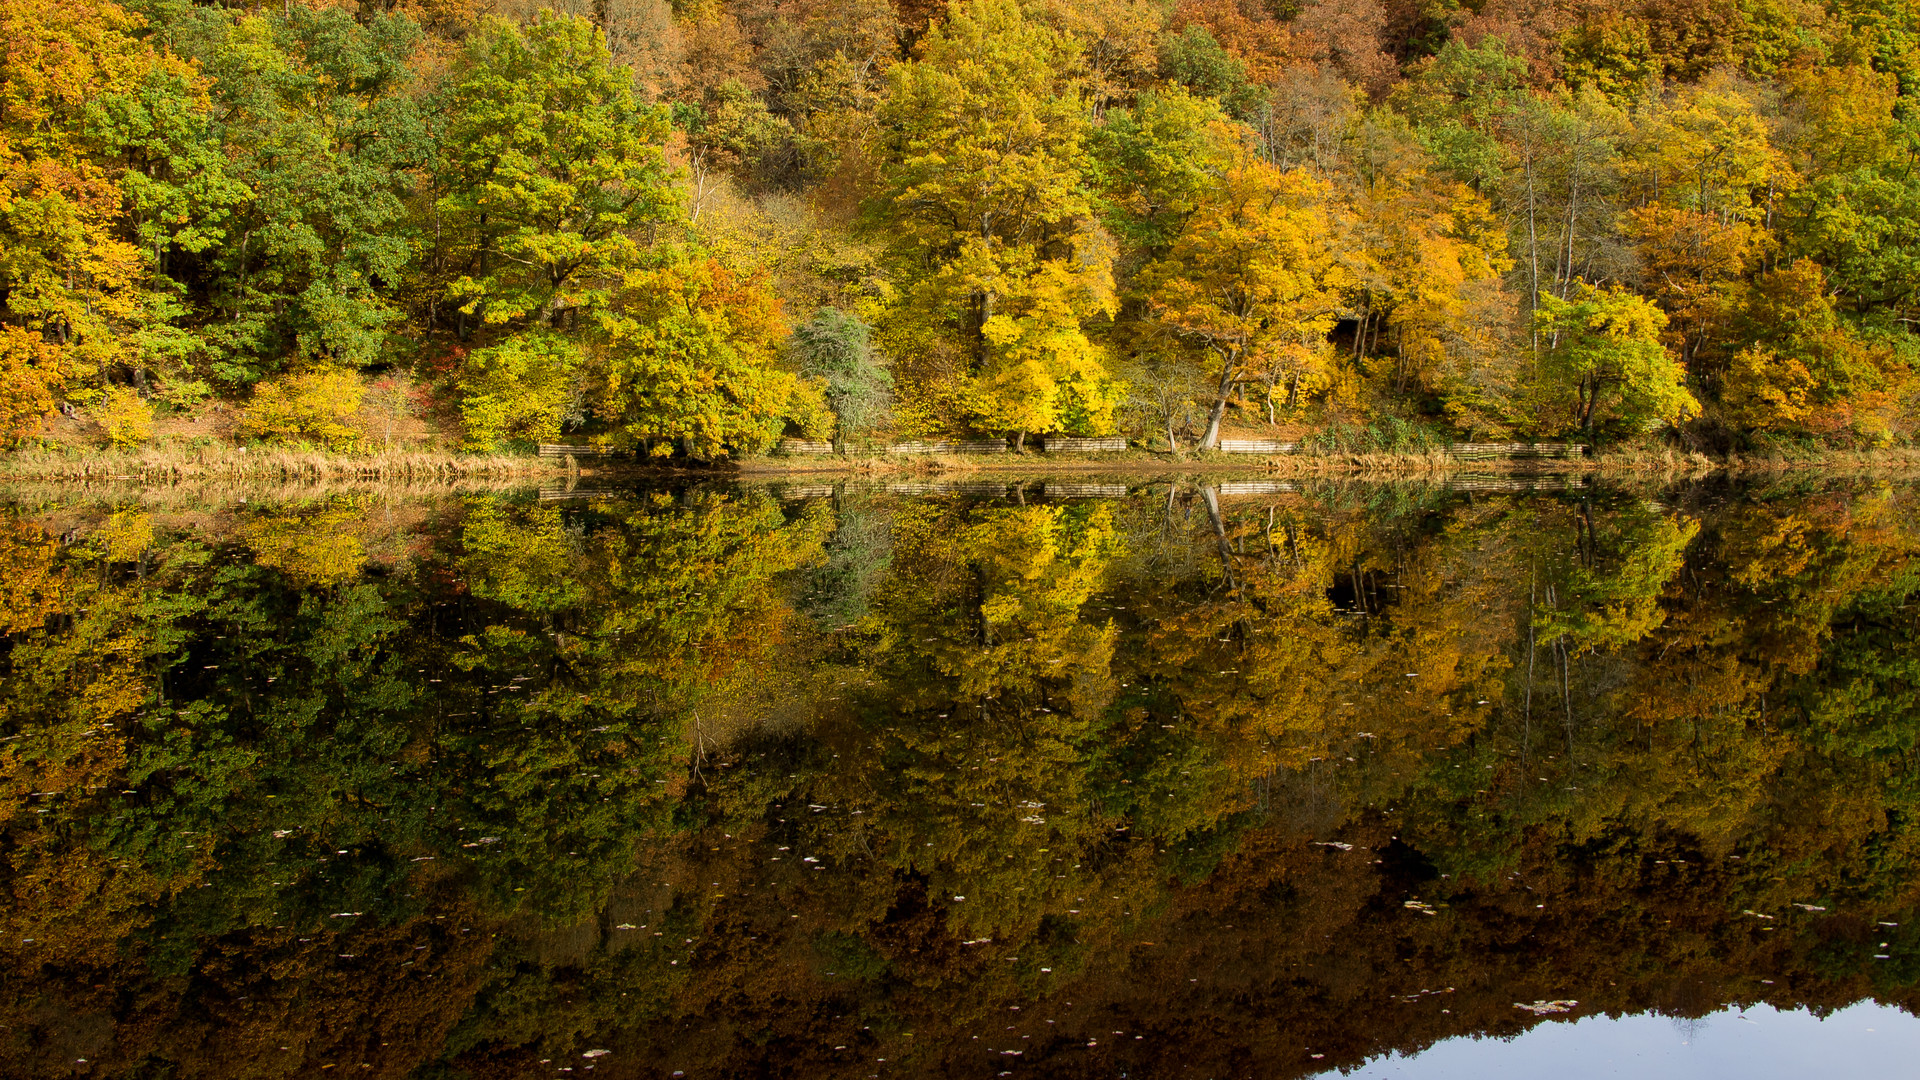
[7,0,1920,458]
[3,478,1920,1075]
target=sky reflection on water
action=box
[1332,1001,1920,1079]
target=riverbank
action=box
[10,442,1920,485]
[739,444,1920,478]
[0,445,560,482]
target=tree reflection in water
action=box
[3,477,1919,1078]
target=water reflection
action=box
[2,477,1918,1078]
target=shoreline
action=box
[8,444,1920,486]
[0,446,561,483]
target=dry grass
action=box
[0,444,557,482]
[1717,447,1920,476]
[1583,446,1719,477]
[0,475,539,517]
[742,446,1555,477]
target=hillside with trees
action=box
[6,0,1920,457]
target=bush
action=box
[98,385,154,447]
[789,308,892,444]
[157,377,212,410]
[240,369,365,449]
[458,333,584,450]
[1304,417,1448,455]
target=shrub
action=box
[240,369,365,449]
[98,385,154,447]
[789,308,892,444]
[458,333,584,450]
[157,377,212,410]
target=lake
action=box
[4,474,1919,1078]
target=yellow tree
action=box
[603,258,826,458]
[1345,150,1513,405]
[1623,76,1789,381]
[1031,0,1166,117]
[1721,261,1908,443]
[875,0,1119,442]
[1139,150,1346,449]
[0,0,187,439]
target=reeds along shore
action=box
[0,446,558,482]
[738,446,1899,479]
[10,444,1920,486]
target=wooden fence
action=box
[778,438,835,455]
[1042,481,1130,497]
[883,481,1015,496]
[537,444,620,459]
[1447,474,1588,492]
[778,483,837,499]
[537,486,618,500]
[1216,480,1302,495]
[1217,439,1299,454]
[1039,436,1127,452]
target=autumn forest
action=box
[10,0,1920,459]
[12,0,1920,1074]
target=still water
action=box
[4,475,1920,1078]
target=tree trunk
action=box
[1525,151,1541,312]
[1199,358,1237,451]
[1559,171,1580,300]
[1200,485,1236,588]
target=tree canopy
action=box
[7,0,1920,455]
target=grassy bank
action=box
[13,442,1920,486]
[740,444,1920,478]
[0,445,561,482]
[740,445,1652,477]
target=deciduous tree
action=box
[1140,152,1347,448]
[1531,282,1698,437]
[439,13,678,330]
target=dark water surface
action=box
[5,475,1920,1078]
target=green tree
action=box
[153,3,429,382]
[1090,89,1237,256]
[1157,25,1267,121]
[790,308,893,447]
[438,13,678,331]
[1531,283,1699,437]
